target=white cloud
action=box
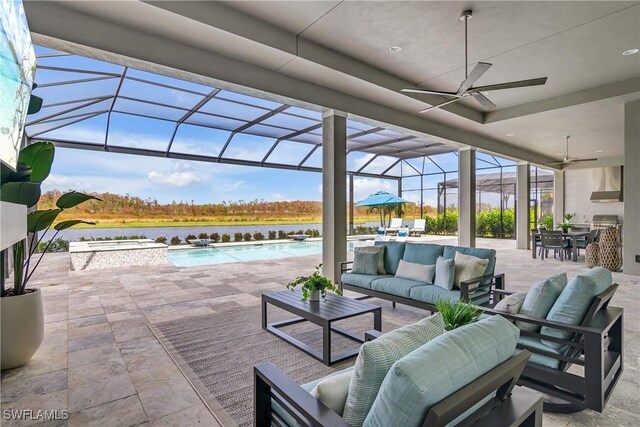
[147,171,201,187]
[353,178,395,201]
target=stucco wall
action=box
[564,168,624,224]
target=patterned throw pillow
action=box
[342,313,445,427]
[453,252,489,289]
[355,246,386,274]
[351,251,379,276]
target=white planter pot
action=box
[1,289,44,370]
[309,290,320,302]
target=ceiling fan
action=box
[546,136,598,165]
[401,10,548,113]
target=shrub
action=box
[253,231,265,241]
[210,232,220,242]
[37,237,69,253]
[312,229,320,238]
[540,214,554,231]
[198,232,209,239]
[155,236,167,244]
[268,230,277,240]
[170,236,181,245]
[434,300,480,331]
[186,234,197,241]
[243,232,252,241]
[304,229,313,236]
[278,230,287,239]
[221,233,231,243]
[234,232,243,242]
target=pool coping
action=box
[166,236,373,251]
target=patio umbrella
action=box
[356,191,409,227]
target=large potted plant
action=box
[287,265,342,302]
[1,141,99,370]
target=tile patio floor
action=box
[1,236,638,426]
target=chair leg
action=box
[392,301,396,309]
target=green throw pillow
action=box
[352,251,379,276]
[342,313,445,427]
[434,256,455,290]
[516,273,567,332]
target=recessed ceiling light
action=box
[505,133,516,137]
[623,48,639,56]
[595,150,603,153]
[388,46,402,53]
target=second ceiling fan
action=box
[402,10,548,113]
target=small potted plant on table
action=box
[557,213,576,233]
[287,265,342,302]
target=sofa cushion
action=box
[310,370,353,416]
[434,256,455,290]
[395,259,435,284]
[517,336,561,369]
[453,252,490,289]
[374,241,406,274]
[352,251,379,276]
[355,246,386,275]
[343,313,445,427]
[515,273,567,332]
[272,366,354,427]
[494,293,526,316]
[341,273,391,290]
[541,267,612,349]
[402,243,443,266]
[409,285,490,306]
[363,315,519,427]
[371,276,427,298]
[443,245,496,277]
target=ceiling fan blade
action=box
[545,161,566,165]
[467,77,548,93]
[457,62,492,95]
[418,97,465,113]
[569,158,598,163]
[401,88,461,97]
[472,92,496,109]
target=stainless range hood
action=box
[591,166,623,202]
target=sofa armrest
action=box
[365,329,383,341]
[459,273,505,304]
[254,363,350,427]
[340,260,353,274]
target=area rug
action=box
[150,302,399,426]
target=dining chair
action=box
[540,230,569,261]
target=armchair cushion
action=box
[364,315,519,427]
[517,336,561,369]
[541,267,612,349]
[409,284,489,305]
[309,370,353,416]
[341,273,391,290]
[355,245,386,274]
[371,277,428,298]
[343,313,445,427]
[516,273,567,332]
[395,259,435,284]
[402,243,443,266]
[453,252,489,289]
[374,241,406,274]
[434,256,455,290]
[352,251,379,276]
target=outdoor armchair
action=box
[410,218,426,236]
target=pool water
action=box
[168,240,369,267]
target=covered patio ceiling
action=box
[25,46,458,180]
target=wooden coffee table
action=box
[262,290,382,366]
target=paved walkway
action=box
[1,237,638,426]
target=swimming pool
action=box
[168,240,369,267]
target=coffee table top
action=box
[262,290,380,322]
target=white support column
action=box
[516,162,531,250]
[322,110,347,282]
[624,101,640,276]
[553,170,565,228]
[458,147,476,247]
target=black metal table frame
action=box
[262,294,382,366]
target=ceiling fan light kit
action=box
[402,9,548,113]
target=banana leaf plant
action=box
[0,141,101,297]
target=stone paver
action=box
[0,236,638,426]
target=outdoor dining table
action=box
[531,230,590,262]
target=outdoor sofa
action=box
[340,242,504,311]
[481,267,623,413]
[255,314,541,427]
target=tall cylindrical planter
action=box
[585,243,600,268]
[1,289,44,370]
[599,228,623,272]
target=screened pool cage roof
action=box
[25,46,459,180]
[439,169,553,195]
